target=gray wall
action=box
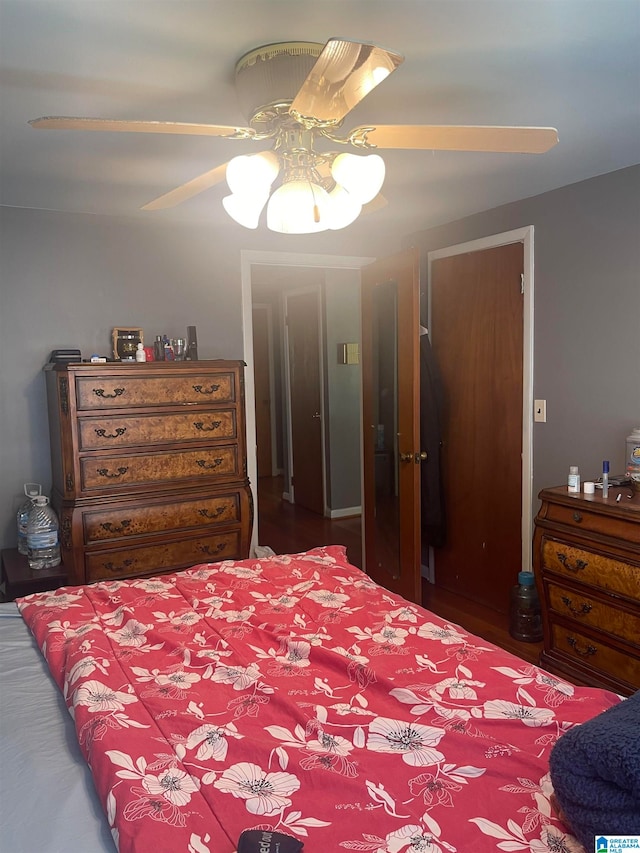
[0,208,243,548]
[323,268,362,512]
[407,165,640,503]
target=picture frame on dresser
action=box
[43,360,252,587]
[111,326,143,361]
[533,484,640,696]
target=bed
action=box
[1,545,622,852]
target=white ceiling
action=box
[1,0,639,239]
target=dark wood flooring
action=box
[257,475,543,666]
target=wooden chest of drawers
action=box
[44,361,252,586]
[533,485,640,695]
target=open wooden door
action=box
[361,248,422,603]
[285,287,325,515]
[430,242,524,613]
[252,304,273,478]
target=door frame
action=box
[252,302,279,477]
[427,226,535,573]
[241,250,374,553]
[282,285,326,512]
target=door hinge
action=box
[520,273,525,295]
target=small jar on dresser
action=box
[533,484,640,696]
[44,360,252,587]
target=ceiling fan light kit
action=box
[29,38,559,234]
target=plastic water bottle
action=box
[16,483,42,555]
[26,495,61,570]
[509,571,543,642]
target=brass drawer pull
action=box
[561,595,592,617]
[95,427,127,439]
[572,511,583,523]
[102,559,134,573]
[196,458,223,470]
[93,387,125,399]
[100,520,132,534]
[566,636,597,657]
[556,552,587,573]
[198,507,225,520]
[199,542,226,556]
[193,384,220,395]
[193,420,222,432]
[96,466,129,479]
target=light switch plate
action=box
[534,399,547,422]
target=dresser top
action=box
[44,359,245,373]
[538,484,640,521]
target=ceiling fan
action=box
[29,38,559,233]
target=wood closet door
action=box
[361,248,421,604]
[431,243,524,614]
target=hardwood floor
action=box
[256,475,543,666]
[257,474,362,568]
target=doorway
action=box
[283,287,325,515]
[252,303,276,479]
[241,250,373,554]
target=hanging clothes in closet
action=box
[420,327,446,556]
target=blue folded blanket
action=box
[549,690,640,847]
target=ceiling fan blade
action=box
[348,125,559,153]
[290,39,403,124]
[29,116,256,139]
[362,193,388,215]
[141,163,229,211]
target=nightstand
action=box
[1,548,67,601]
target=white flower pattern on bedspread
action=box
[17,545,619,853]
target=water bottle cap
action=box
[24,483,42,498]
[602,460,610,473]
[569,466,578,474]
[518,571,535,586]
[33,495,49,506]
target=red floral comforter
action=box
[18,545,619,853]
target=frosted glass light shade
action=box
[331,153,385,204]
[222,192,269,229]
[267,181,332,233]
[226,151,280,195]
[327,185,362,230]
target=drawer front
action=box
[542,538,640,599]
[547,582,640,646]
[86,530,242,582]
[78,409,236,450]
[550,623,640,688]
[544,501,640,545]
[75,372,236,410]
[80,446,239,492]
[83,492,241,543]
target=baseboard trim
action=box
[328,506,362,519]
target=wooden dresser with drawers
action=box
[44,360,252,586]
[533,485,639,695]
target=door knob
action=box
[399,451,428,463]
